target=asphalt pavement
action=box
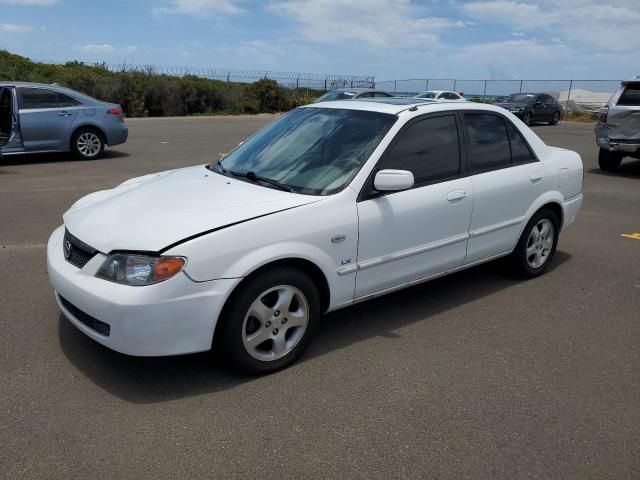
[1,116,639,479]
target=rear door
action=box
[531,95,547,122]
[607,81,640,141]
[355,113,473,298]
[18,87,80,151]
[463,112,546,264]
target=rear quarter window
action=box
[617,83,640,106]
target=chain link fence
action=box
[84,62,375,91]
[376,79,622,112]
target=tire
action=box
[598,148,622,171]
[522,112,532,126]
[216,267,321,374]
[71,128,105,160]
[550,111,560,125]
[509,208,560,278]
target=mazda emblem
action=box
[63,240,72,259]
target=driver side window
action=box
[377,115,461,187]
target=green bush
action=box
[0,50,322,117]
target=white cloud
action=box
[79,44,137,55]
[0,0,58,5]
[460,0,640,52]
[0,23,35,33]
[269,0,464,48]
[155,0,243,16]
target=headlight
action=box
[96,253,186,286]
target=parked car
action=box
[414,90,466,101]
[314,88,392,102]
[0,82,127,160]
[47,98,583,373]
[496,93,563,126]
[595,78,640,170]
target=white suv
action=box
[47,98,583,373]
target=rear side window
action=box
[506,121,535,164]
[464,114,511,170]
[380,115,460,185]
[57,92,81,107]
[617,83,640,106]
[18,88,80,109]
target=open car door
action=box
[0,86,23,155]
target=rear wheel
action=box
[598,148,622,171]
[509,208,559,278]
[216,267,321,373]
[550,111,560,125]
[71,128,104,160]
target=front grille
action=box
[59,295,111,337]
[63,229,96,269]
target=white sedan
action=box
[47,98,583,372]
[415,90,467,101]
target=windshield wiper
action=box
[230,170,295,193]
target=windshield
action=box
[314,91,357,102]
[216,107,397,195]
[416,92,436,99]
[505,94,535,104]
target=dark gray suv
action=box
[595,79,640,170]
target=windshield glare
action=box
[505,94,535,104]
[217,107,396,195]
[417,92,436,99]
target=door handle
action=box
[447,190,467,201]
[58,111,71,117]
[529,171,544,182]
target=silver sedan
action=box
[0,82,128,160]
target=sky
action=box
[1,0,639,82]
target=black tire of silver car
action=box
[216,267,321,373]
[598,148,623,171]
[509,208,560,278]
[71,128,105,160]
[550,111,560,125]
[522,112,532,126]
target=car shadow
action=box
[58,252,571,404]
[0,149,129,166]
[587,160,640,178]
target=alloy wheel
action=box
[241,285,309,361]
[77,132,101,158]
[526,219,555,268]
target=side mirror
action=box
[374,169,414,192]
[535,100,542,106]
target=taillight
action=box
[598,106,608,123]
[107,107,123,116]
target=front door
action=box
[17,87,79,151]
[355,113,473,298]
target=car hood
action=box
[63,165,323,253]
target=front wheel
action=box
[216,268,321,373]
[522,112,532,126]
[598,148,622,171]
[71,128,104,160]
[509,208,559,278]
